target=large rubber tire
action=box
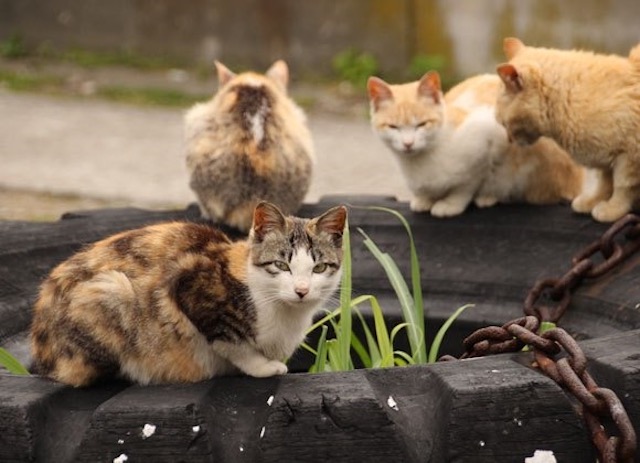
[1,197,638,462]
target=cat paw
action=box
[247,360,288,378]
[474,196,498,208]
[571,195,598,214]
[430,200,467,217]
[410,197,433,212]
[591,201,629,223]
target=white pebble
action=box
[524,450,556,463]
[260,426,266,439]
[267,395,274,406]
[113,454,128,463]
[479,440,485,447]
[192,425,200,433]
[117,439,124,445]
[141,423,156,439]
[239,444,245,452]
[387,396,399,411]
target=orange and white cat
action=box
[496,37,640,222]
[368,72,583,217]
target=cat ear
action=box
[418,71,442,103]
[266,60,289,90]
[214,61,236,88]
[251,202,286,241]
[313,206,348,245]
[496,63,523,92]
[503,37,525,60]
[367,77,394,110]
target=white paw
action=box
[571,195,597,214]
[410,197,433,212]
[474,196,498,208]
[430,200,467,217]
[248,360,288,378]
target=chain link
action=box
[441,213,640,462]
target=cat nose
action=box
[295,286,309,299]
[403,141,414,149]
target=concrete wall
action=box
[1,0,640,79]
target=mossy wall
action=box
[1,0,638,81]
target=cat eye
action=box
[416,121,427,128]
[312,263,328,273]
[274,261,290,272]
[387,124,399,130]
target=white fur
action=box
[229,246,342,376]
[248,100,270,145]
[379,105,507,216]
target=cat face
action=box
[495,43,548,146]
[247,202,346,310]
[368,72,445,155]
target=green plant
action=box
[1,34,28,59]
[408,53,446,79]
[303,207,472,372]
[332,48,379,88]
[0,348,30,375]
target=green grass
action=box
[304,207,472,372]
[0,69,63,93]
[97,86,203,107]
[0,348,29,375]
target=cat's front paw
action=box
[247,360,288,378]
[571,194,598,214]
[410,197,433,212]
[430,200,467,217]
[591,201,630,223]
[474,195,498,208]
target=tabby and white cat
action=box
[30,202,346,387]
[367,71,583,216]
[185,60,314,232]
[496,37,640,222]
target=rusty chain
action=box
[440,213,640,463]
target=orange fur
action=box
[368,70,584,214]
[496,37,640,222]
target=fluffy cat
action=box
[30,202,346,387]
[367,72,582,216]
[184,60,314,232]
[495,37,640,222]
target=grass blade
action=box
[428,304,474,363]
[337,217,353,371]
[0,348,30,375]
[358,228,426,363]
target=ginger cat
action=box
[367,72,583,216]
[496,37,640,222]
[185,60,314,232]
[30,202,346,387]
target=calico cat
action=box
[367,72,582,216]
[185,60,314,232]
[30,202,346,387]
[496,37,640,222]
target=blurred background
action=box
[1,0,640,220]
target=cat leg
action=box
[410,195,434,212]
[571,168,612,214]
[591,157,639,222]
[431,188,476,217]
[212,341,288,378]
